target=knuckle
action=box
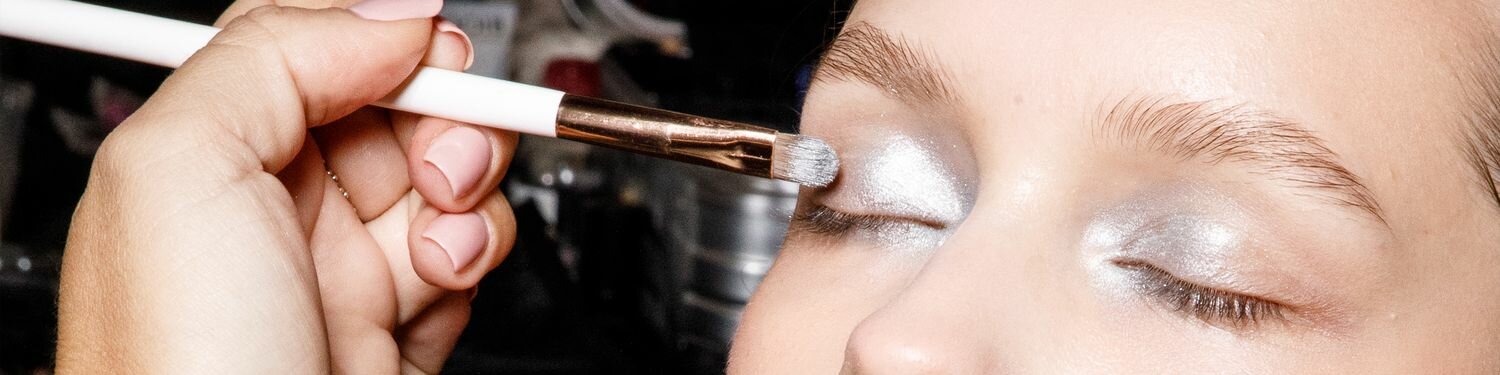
[239,5,293,27]
[213,5,315,62]
[481,194,517,250]
[215,7,285,51]
[93,123,147,166]
[90,123,160,185]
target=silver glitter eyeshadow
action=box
[835,134,972,248]
[1082,191,1247,293]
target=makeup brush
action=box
[0,0,839,187]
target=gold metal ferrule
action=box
[555,95,777,178]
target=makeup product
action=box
[0,0,839,187]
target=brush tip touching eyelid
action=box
[772,133,841,187]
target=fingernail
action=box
[436,19,474,69]
[423,212,487,271]
[423,126,490,198]
[349,0,443,21]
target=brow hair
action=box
[813,22,960,106]
[1101,98,1387,223]
[1460,34,1500,210]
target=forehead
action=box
[832,0,1493,231]
[846,0,1483,108]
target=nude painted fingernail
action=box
[349,0,443,21]
[423,212,487,271]
[436,19,474,69]
[423,126,490,198]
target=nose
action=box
[838,218,1014,374]
[841,308,987,374]
[839,261,1000,375]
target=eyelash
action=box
[1113,259,1287,329]
[791,205,944,235]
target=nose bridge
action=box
[841,212,1026,374]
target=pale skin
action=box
[57,0,1500,374]
[731,0,1500,373]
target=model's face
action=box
[730,0,1500,372]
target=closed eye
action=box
[791,204,947,236]
[1113,259,1289,330]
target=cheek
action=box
[729,237,930,372]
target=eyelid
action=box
[792,204,947,236]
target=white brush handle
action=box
[0,0,565,137]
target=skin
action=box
[54,0,1500,373]
[731,0,1500,373]
[59,0,516,373]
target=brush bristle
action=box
[771,133,839,187]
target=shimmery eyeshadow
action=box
[1082,185,1249,293]
[858,135,969,221]
[829,133,975,248]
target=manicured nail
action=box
[422,212,487,271]
[436,19,474,70]
[349,0,443,21]
[423,126,490,198]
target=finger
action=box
[126,4,434,177]
[396,21,520,212]
[218,0,422,26]
[316,19,475,221]
[352,190,496,330]
[312,109,411,221]
[409,190,515,292]
[216,0,278,25]
[390,19,469,152]
[427,19,475,70]
[362,191,435,324]
[396,291,471,374]
[364,191,460,324]
[307,175,401,374]
[61,2,436,371]
[274,139,328,234]
[407,120,520,213]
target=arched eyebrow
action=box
[813,23,1387,225]
[1099,98,1388,225]
[1458,36,1500,211]
[812,22,961,108]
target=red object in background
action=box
[542,59,603,98]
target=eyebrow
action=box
[1099,98,1388,224]
[813,24,1387,224]
[1458,35,1500,210]
[813,22,961,107]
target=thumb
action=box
[127,3,435,173]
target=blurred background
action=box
[0,0,852,373]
